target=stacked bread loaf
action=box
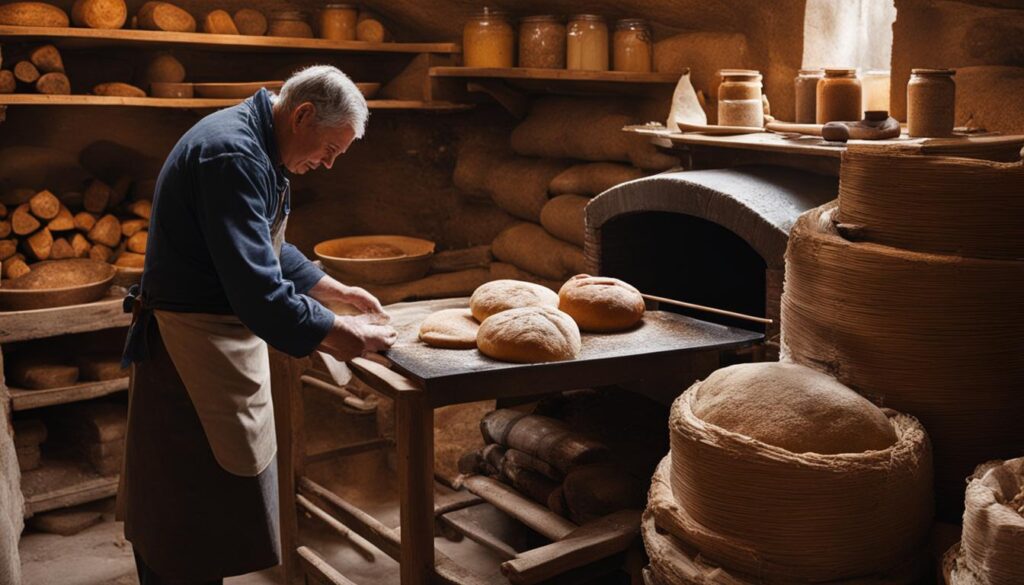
[781,146,1024,520]
[643,362,933,584]
[48,400,127,476]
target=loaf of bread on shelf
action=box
[469,278,559,322]
[232,8,267,36]
[137,1,195,33]
[72,0,127,29]
[36,72,70,95]
[202,9,239,34]
[29,45,64,74]
[93,82,146,98]
[0,2,70,27]
[477,306,581,364]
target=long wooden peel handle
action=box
[641,293,774,325]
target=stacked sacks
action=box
[644,362,933,584]
[782,148,1024,519]
[943,457,1024,585]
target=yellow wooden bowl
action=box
[315,235,435,285]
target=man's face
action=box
[282,102,357,175]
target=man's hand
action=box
[318,312,397,362]
[309,275,387,317]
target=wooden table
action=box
[277,297,762,585]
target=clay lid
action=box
[912,68,956,76]
[824,67,857,77]
[719,69,762,82]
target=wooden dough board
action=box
[382,298,762,406]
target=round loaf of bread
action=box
[477,306,581,363]
[558,274,645,332]
[691,362,897,454]
[470,279,559,322]
[418,308,479,349]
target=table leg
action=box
[397,389,434,585]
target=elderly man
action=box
[119,65,395,585]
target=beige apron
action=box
[152,183,290,477]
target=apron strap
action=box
[121,284,153,368]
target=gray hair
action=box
[275,65,369,138]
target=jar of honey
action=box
[612,18,652,72]
[794,69,823,124]
[816,68,862,124]
[567,14,608,71]
[519,15,565,69]
[268,10,314,38]
[319,4,358,41]
[463,9,515,68]
[718,69,764,127]
[907,68,956,138]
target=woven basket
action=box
[781,203,1024,519]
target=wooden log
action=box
[128,199,152,220]
[74,211,97,232]
[481,410,610,473]
[26,227,53,260]
[502,456,560,507]
[0,203,7,219]
[47,206,75,232]
[0,241,17,261]
[110,176,131,207]
[298,476,401,561]
[120,218,147,237]
[0,70,15,94]
[113,251,144,268]
[296,494,376,562]
[296,546,359,585]
[137,1,196,32]
[463,475,576,541]
[482,443,506,471]
[0,221,10,239]
[83,179,113,213]
[36,72,70,95]
[0,2,70,27]
[50,237,75,259]
[70,233,91,258]
[506,448,564,482]
[93,82,145,98]
[562,464,646,525]
[12,204,39,235]
[13,60,39,84]
[72,0,127,29]
[232,8,267,36]
[3,256,30,279]
[501,510,641,585]
[202,9,238,34]
[88,214,121,247]
[88,243,112,262]
[28,189,60,220]
[29,44,64,74]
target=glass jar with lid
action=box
[794,69,823,123]
[907,68,956,138]
[268,10,314,38]
[319,4,358,41]
[567,14,608,71]
[612,18,652,72]
[463,8,515,68]
[717,69,764,127]
[519,15,565,69]
[816,68,862,123]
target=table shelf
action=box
[20,453,119,517]
[429,66,682,97]
[10,378,129,412]
[0,294,129,344]
[0,94,473,112]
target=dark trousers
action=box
[135,550,223,585]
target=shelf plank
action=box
[430,67,683,84]
[0,94,473,111]
[0,295,129,344]
[10,378,129,412]
[21,454,119,517]
[0,25,459,54]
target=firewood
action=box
[88,214,121,247]
[29,44,64,73]
[71,0,127,29]
[128,199,152,220]
[202,9,238,34]
[137,1,196,32]
[0,221,10,239]
[47,206,75,231]
[25,227,53,260]
[28,189,60,220]
[12,204,40,235]
[74,211,97,232]
[232,8,266,36]
[3,256,30,279]
[88,243,112,262]
[113,251,145,268]
[59,191,83,209]
[93,82,146,98]
[120,218,147,237]
[126,230,147,254]
[83,179,113,213]
[505,448,565,482]
[482,443,506,471]
[0,2,70,27]
[481,410,609,473]
[50,237,75,259]
[71,233,91,257]
[0,70,15,94]
[36,72,71,95]
[0,239,18,260]
[0,203,7,218]
[111,176,131,207]
[13,60,39,84]
[501,456,560,506]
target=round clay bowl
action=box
[0,259,115,311]
[357,82,381,99]
[150,82,194,98]
[193,81,285,99]
[315,235,435,285]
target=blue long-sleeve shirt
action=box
[130,88,334,358]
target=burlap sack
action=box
[454,146,569,222]
[539,195,588,247]
[453,127,514,199]
[943,457,1024,585]
[838,147,1024,259]
[443,201,518,249]
[488,262,562,291]
[492,223,586,281]
[548,163,645,197]
[662,382,932,583]
[510,97,679,171]
[781,203,1024,519]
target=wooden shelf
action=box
[21,453,119,517]
[430,66,682,95]
[0,294,129,344]
[10,378,129,412]
[0,25,459,55]
[0,94,473,112]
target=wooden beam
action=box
[397,389,434,585]
[299,476,402,561]
[270,351,310,585]
[296,546,360,585]
[296,494,377,562]
[304,438,391,466]
[462,476,576,541]
[349,356,419,397]
[438,506,518,560]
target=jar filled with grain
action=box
[518,15,565,69]
[612,18,652,72]
[907,68,956,138]
[268,10,314,38]
[463,9,515,68]
[794,69,823,124]
[816,68,862,123]
[861,70,890,114]
[567,14,608,71]
[718,69,764,127]
[319,4,358,41]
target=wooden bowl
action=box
[0,259,116,311]
[193,81,285,99]
[315,235,435,285]
[150,82,194,98]
[357,82,381,99]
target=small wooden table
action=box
[275,297,762,585]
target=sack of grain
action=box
[442,201,518,249]
[540,195,588,247]
[549,162,645,196]
[492,223,586,281]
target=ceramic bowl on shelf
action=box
[0,259,115,311]
[314,235,435,285]
[192,81,285,99]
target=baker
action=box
[119,65,396,585]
